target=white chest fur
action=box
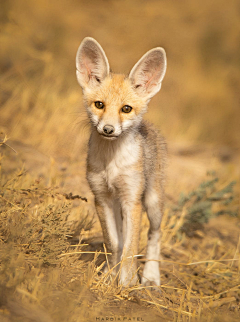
[87,132,141,193]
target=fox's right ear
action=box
[76,37,110,90]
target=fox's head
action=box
[76,37,166,140]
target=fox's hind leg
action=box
[142,182,163,287]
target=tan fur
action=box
[76,37,167,287]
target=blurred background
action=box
[1,2,240,320]
[0,0,240,158]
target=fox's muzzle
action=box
[103,124,115,135]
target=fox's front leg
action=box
[95,197,123,275]
[119,199,142,287]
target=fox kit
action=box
[76,37,167,287]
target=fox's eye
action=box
[121,105,132,113]
[95,101,104,109]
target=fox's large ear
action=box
[76,37,110,90]
[129,47,167,99]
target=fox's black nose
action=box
[103,125,115,135]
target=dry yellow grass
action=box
[0,135,240,321]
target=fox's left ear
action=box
[76,37,110,90]
[129,47,167,99]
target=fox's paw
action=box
[141,261,161,290]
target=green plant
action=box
[169,175,237,236]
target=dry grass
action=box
[0,137,239,321]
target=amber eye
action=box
[121,105,132,113]
[95,101,104,109]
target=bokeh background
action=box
[1,2,240,320]
[1,0,240,159]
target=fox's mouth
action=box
[96,125,120,140]
[100,133,118,140]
